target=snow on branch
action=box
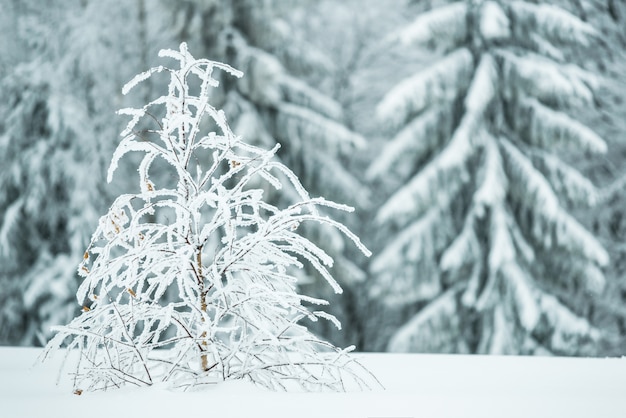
[531,150,598,207]
[598,171,626,206]
[524,33,565,62]
[509,2,599,47]
[377,48,474,130]
[473,134,507,214]
[484,305,516,354]
[499,51,598,108]
[367,107,449,182]
[439,214,479,276]
[474,207,515,311]
[538,293,601,353]
[515,97,607,155]
[387,2,468,52]
[464,53,497,125]
[279,76,343,120]
[579,263,606,295]
[387,286,463,353]
[486,201,514,277]
[543,253,606,295]
[43,43,376,393]
[509,214,535,265]
[501,263,539,332]
[121,66,165,96]
[500,139,608,267]
[370,207,454,305]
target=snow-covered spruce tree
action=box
[367,1,609,355]
[163,0,370,347]
[44,43,374,392]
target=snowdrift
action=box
[1,347,624,418]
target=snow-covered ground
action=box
[1,347,624,418]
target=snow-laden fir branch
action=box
[387,286,462,353]
[464,53,497,116]
[509,2,599,47]
[43,43,376,393]
[473,133,508,214]
[530,150,598,207]
[500,262,539,331]
[439,214,479,276]
[387,2,468,52]
[377,48,474,130]
[370,207,456,304]
[501,139,608,269]
[514,97,607,154]
[279,76,344,120]
[367,107,449,182]
[499,51,598,108]
[538,293,601,353]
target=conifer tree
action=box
[368,0,609,355]
[44,43,373,392]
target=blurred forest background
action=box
[1,0,625,356]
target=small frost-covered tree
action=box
[368,1,609,355]
[44,43,373,392]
